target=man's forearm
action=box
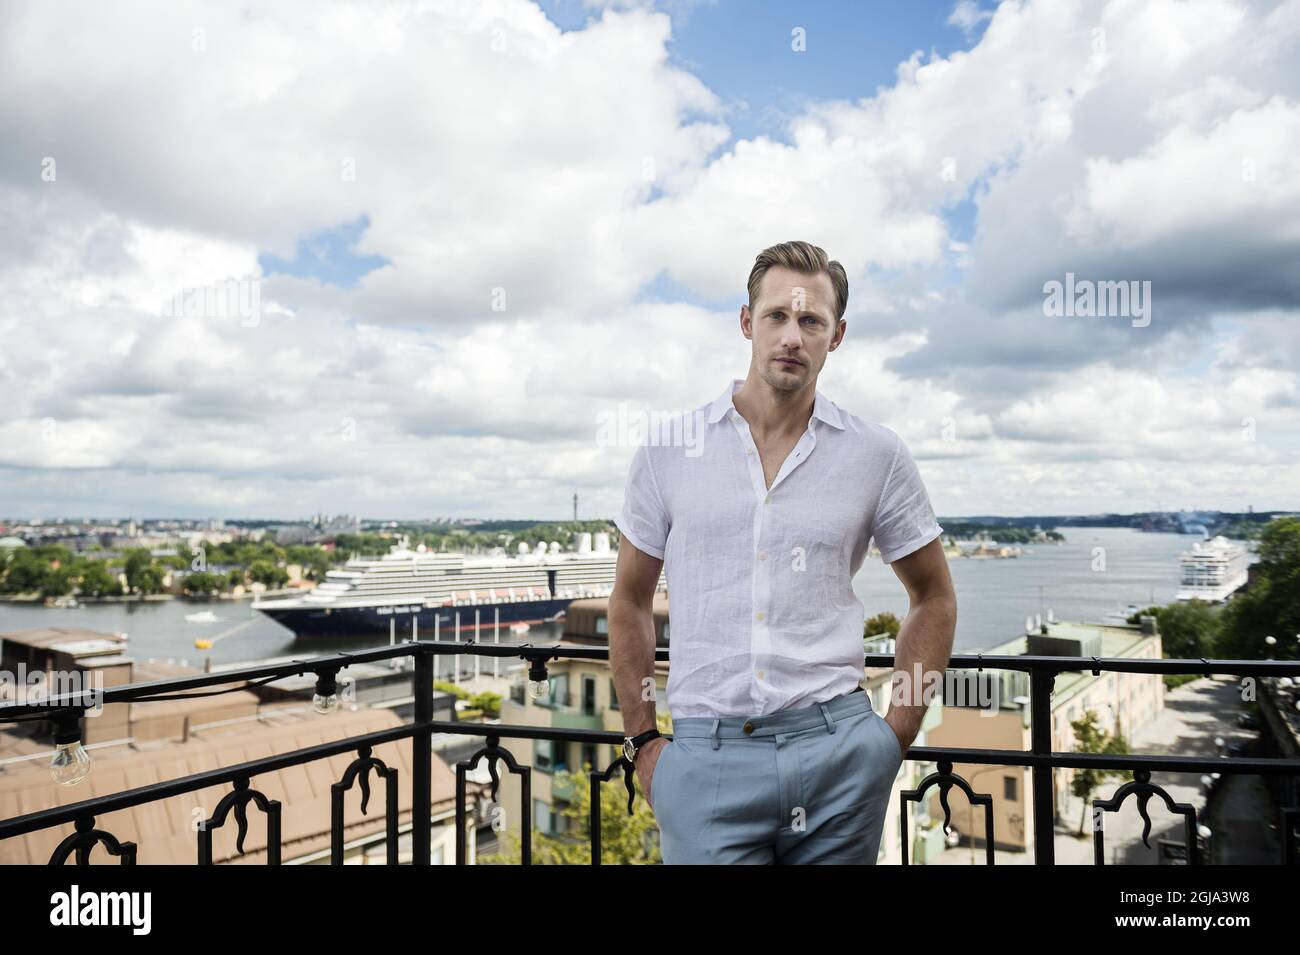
[889,592,956,733]
[607,595,659,737]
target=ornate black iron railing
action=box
[1,642,1297,865]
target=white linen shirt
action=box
[614,378,943,720]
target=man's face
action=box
[741,265,844,392]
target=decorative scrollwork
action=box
[48,816,137,865]
[1092,769,1198,864]
[456,734,530,865]
[331,744,399,864]
[197,776,282,865]
[898,760,996,865]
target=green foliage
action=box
[1126,600,1226,688]
[1069,710,1131,836]
[477,763,664,865]
[469,691,502,718]
[940,523,1065,544]
[1218,517,1300,659]
[39,566,74,598]
[865,611,902,638]
[1,549,48,593]
[183,571,221,595]
[123,548,155,594]
[247,560,289,588]
[77,561,123,597]
[434,679,471,699]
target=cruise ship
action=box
[252,532,662,638]
[1175,536,1250,603]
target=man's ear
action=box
[740,304,752,340]
[830,318,845,350]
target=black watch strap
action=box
[631,728,661,748]
[627,728,661,760]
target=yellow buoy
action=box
[194,639,212,650]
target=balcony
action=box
[1,641,1298,865]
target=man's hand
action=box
[883,707,924,756]
[636,736,671,810]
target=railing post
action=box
[1030,667,1055,865]
[412,645,433,865]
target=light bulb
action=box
[313,692,339,714]
[50,741,91,786]
[527,678,550,700]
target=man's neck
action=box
[732,370,815,440]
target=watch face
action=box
[622,739,636,762]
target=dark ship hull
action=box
[258,597,571,638]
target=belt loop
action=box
[818,702,835,734]
[710,718,721,750]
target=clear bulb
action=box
[50,741,91,786]
[526,678,550,700]
[313,692,339,714]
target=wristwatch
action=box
[622,728,661,763]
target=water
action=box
[0,528,1201,663]
[0,598,563,668]
[852,527,1196,652]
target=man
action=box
[609,239,957,864]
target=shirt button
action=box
[743,721,755,734]
[756,669,766,679]
[758,551,767,561]
[763,496,770,505]
[746,448,754,455]
[755,611,765,621]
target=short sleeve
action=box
[613,442,669,560]
[871,433,943,563]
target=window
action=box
[595,615,608,634]
[609,678,620,710]
[1004,776,1018,802]
[535,738,564,773]
[582,676,596,715]
[533,799,554,834]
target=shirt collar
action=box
[706,378,845,430]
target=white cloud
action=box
[0,0,1297,518]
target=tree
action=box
[1218,517,1300,660]
[1128,601,1222,688]
[134,566,164,595]
[248,561,288,588]
[478,762,665,865]
[1152,600,1220,659]
[78,561,123,597]
[39,566,74,598]
[183,572,220,595]
[1070,710,1131,836]
[1,551,47,593]
[123,548,155,594]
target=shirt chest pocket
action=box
[785,528,849,612]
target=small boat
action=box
[185,610,219,624]
[509,622,530,634]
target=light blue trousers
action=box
[650,687,904,864]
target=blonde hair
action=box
[746,240,848,322]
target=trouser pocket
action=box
[650,739,676,812]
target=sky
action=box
[1,0,1298,521]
